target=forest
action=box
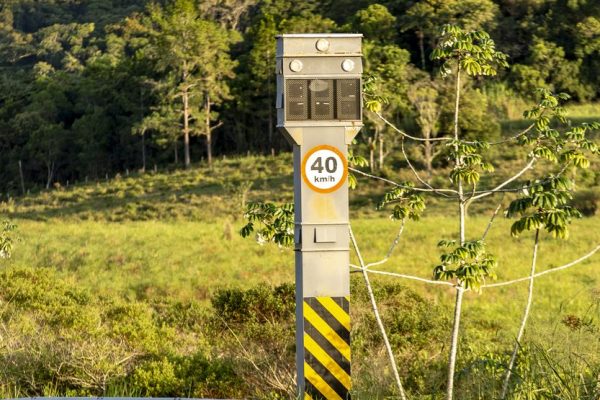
[1,0,600,192]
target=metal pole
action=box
[276,34,363,400]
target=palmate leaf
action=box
[506,168,589,238]
[432,24,508,79]
[378,184,426,221]
[433,239,497,291]
[240,202,294,247]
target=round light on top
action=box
[341,59,355,72]
[289,59,303,72]
[315,39,330,52]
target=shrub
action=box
[351,279,448,395]
[130,353,244,398]
[211,283,295,324]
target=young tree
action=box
[241,24,600,400]
[143,0,238,168]
[0,220,17,260]
[407,77,442,176]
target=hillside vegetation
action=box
[3,0,600,192]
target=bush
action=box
[130,354,243,398]
[208,283,296,398]
[211,283,295,324]
[350,278,448,395]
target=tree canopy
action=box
[0,0,599,192]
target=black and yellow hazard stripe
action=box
[303,296,351,400]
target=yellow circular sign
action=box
[301,145,348,193]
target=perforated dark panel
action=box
[309,79,334,120]
[285,78,361,121]
[286,79,308,120]
[336,79,361,120]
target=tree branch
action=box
[350,264,455,286]
[376,111,452,142]
[483,245,600,288]
[488,123,536,145]
[401,139,451,198]
[470,158,536,201]
[356,220,406,271]
[349,226,408,400]
[349,167,459,195]
[481,196,505,241]
[501,229,540,399]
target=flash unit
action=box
[315,38,330,52]
[289,59,303,72]
[341,59,355,72]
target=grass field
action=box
[1,152,599,398]
[9,215,599,345]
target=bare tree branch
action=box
[383,220,406,261]
[349,226,408,400]
[401,139,451,198]
[501,229,540,399]
[471,158,536,201]
[487,123,536,145]
[376,112,452,142]
[350,264,455,286]
[482,196,505,241]
[349,167,459,195]
[483,245,600,288]
[350,243,598,290]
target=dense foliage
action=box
[1,0,600,192]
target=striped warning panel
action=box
[303,296,351,400]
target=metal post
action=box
[276,34,363,400]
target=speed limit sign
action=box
[301,145,348,193]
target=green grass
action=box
[1,153,599,398]
[1,154,295,222]
[3,153,599,334]
[8,214,599,348]
[564,102,600,118]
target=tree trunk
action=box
[207,133,213,168]
[267,47,274,153]
[46,160,55,189]
[424,128,433,177]
[205,93,213,168]
[140,88,146,173]
[378,134,384,170]
[447,67,463,400]
[174,142,179,164]
[182,62,191,169]
[18,160,25,195]
[183,88,191,169]
[418,31,426,70]
[368,136,375,173]
[141,130,146,173]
